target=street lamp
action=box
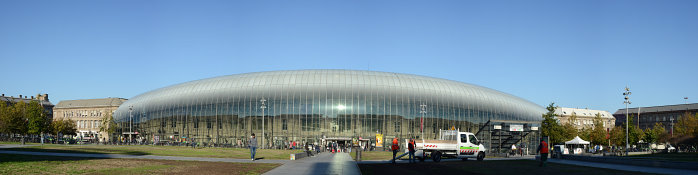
[420,104,427,140]
[260,97,267,149]
[129,105,133,144]
[623,86,631,156]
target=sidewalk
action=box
[0,149,289,164]
[548,158,698,175]
[264,152,360,175]
[358,155,537,164]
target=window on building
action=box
[194,118,199,128]
[394,121,401,132]
[282,119,287,130]
[206,118,212,129]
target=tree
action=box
[0,102,9,135]
[541,103,565,144]
[609,126,625,146]
[675,112,698,137]
[99,112,117,142]
[643,122,665,144]
[51,118,77,137]
[7,101,29,138]
[589,113,608,145]
[626,115,644,146]
[26,101,49,136]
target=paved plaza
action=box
[2,144,698,175]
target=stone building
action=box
[0,93,54,119]
[53,98,127,142]
[554,107,615,131]
[614,103,698,134]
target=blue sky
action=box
[1,0,696,113]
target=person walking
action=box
[391,137,400,164]
[249,133,258,161]
[408,138,416,163]
[537,138,549,167]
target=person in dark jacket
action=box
[249,134,257,161]
[408,138,416,163]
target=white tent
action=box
[565,136,590,145]
[565,136,590,154]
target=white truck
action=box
[411,129,486,162]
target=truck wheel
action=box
[477,152,485,161]
[419,156,425,162]
[432,151,442,162]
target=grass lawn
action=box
[0,141,39,145]
[350,151,394,160]
[359,160,658,175]
[628,152,698,162]
[0,153,280,175]
[1,144,304,160]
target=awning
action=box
[565,136,590,145]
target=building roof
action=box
[55,98,127,109]
[613,103,698,115]
[114,69,547,122]
[554,107,614,119]
[0,95,54,106]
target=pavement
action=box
[264,152,360,175]
[3,144,698,175]
[548,158,698,175]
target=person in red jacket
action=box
[537,138,549,167]
[391,137,400,164]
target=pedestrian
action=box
[537,138,549,167]
[391,137,400,164]
[306,142,314,157]
[249,133,257,161]
[408,138,416,163]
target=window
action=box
[460,134,468,143]
[469,135,478,144]
[171,117,176,128]
[194,118,199,128]
[394,121,401,132]
[282,119,287,130]
[206,118,212,129]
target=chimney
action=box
[31,96,34,99]
[43,94,49,101]
[1,94,4,97]
[19,95,22,98]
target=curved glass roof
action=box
[114,69,545,122]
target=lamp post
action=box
[129,105,133,144]
[623,86,631,156]
[260,97,267,149]
[420,104,427,140]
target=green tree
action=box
[643,122,665,144]
[99,112,117,142]
[26,101,49,136]
[589,113,608,145]
[626,115,644,145]
[0,102,9,134]
[675,112,698,137]
[7,101,29,137]
[609,126,625,146]
[541,103,565,144]
[51,118,77,136]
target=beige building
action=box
[554,107,615,131]
[53,98,127,142]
